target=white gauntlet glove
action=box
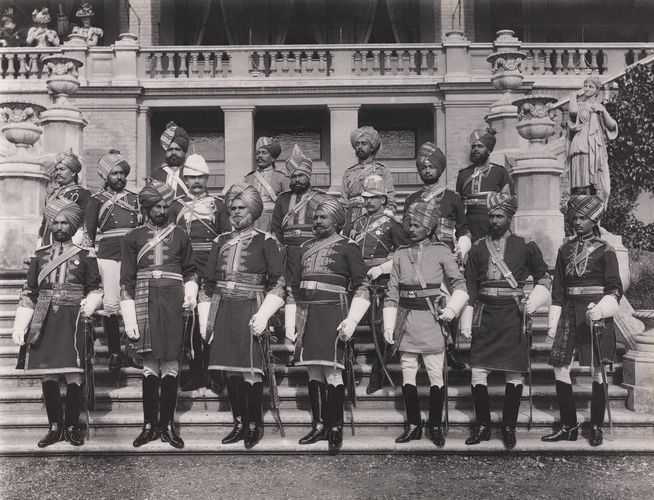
[337,296,370,341]
[285,303,297,342]
[119,299,140,341]
[198,301,211,341]
[250,294,285,335]
[383,306,397,345]
[80,291,103,317]
[459,305,474,340]
[525,284,551,315]
[12,307,34,346]
[438,289,469,322]
[548,305,562,339]
[586,295,620,321]
[182,280,199,311]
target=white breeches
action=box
[307,365,344,386]
[143,358,179,378]
[471,368,523,387]
[400,352,444,387]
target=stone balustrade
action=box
[0,47,63,80]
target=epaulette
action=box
[396,244,411,251]
[35,244,53,254]
[253,228,275,240]
[273,165,290,177]
[212,229,233,243]
[472,236,488,247]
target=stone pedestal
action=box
[328,104,360,193]
[443,31,471,82]
[223,105,255,191]
[623,311,654,413]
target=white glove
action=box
[440,289,469,321]
[456,235,472,260]
[71,229,84,246]
[438,307,456,322]
[368,259,393,280]
[459,304,474,340]
[182,280,199,311]
[119,299,140,341]
[285,303,297,342]
[250,293,285,335]
[80,291,103,317]
[198,301,211,341]
[587,295,620,321]
[525,284,551,315]
[12,307,34,346]
[383,306,397,345]
[337,317,358,341]
[383,208,395,218]
[337,296,370,340]
[547,305,561,339]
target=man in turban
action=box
[244,136,290,232]
[198,183,286,449]
[543,195,622,447]
[460,193,551,450]
[456,127,513,242]
[86,150,142,376]
[289,195,370,453]
[341,126,396,225]
[39,152,91,248]
[169,154,230,392]
[13,199,103,448]
[120,179,198,449]
[383,202,468,448]
[152,121,192,197]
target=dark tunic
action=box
[465,232,550,372]
[404,186,470,252]
[549,235,623,368]
[292,234,369,369]
[120,223,197,361]
[244,166,291,232]
[455,163,512,242]
[86,188,140,260]
[19,242,102,374]
[344,211,408,271]
[341,159,397,224]
[201,228,285,374]
[151,164,189,198]
[38,184,92,246]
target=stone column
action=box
[442,30,470,82]
[135,105,151,190]
[113,33,140,86]
[623,311,654,413]
[328,104,360,193]
[223,105,255,192]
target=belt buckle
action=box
[305,281,317,290]
[407,291,416,298]
[225,281,235,290]
[291,230,301,238]
[152,270,163,279]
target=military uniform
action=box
[244,166,290,232]
[341,159,396,224]
[39,184,91,246]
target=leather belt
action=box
[300,280,347,294]
[480,287,525,297]
[191,241,213,251]
[566,286,604,296]
[283,229,313,239]
[263,201,275,210]
[137,270,183,281]
[364,257,389,267]
[96,228,132,241]
[399,289,441,299]
[216,281,265,293]
[464,198,488,207]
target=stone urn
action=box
[487,50,525,104]
[42,55,83,106]
[66,32,88,46]
[513,95,558,144]
[0,102,45,163]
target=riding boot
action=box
[299,380,327,444]
[589,381,606,447]
[396,384,423,443]
[542,381,579,442]
[244,382,264,449]
[501,383,523,450]
[465,385,491,445]
[38,380,64,448]
[427,385,445,447]
[222,376,246,444]
[103,315,122,374]
[159,375,184,449]
[446,343,466,371]
[366,358,383,394]
[327,384,345,455]
[182,327,206,391]
[133,375,160,447]
[64,383,85,446]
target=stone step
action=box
[0,294,19,312]
[0,280,24,295]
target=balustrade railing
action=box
[142,49,232,78]
[0,47,63,80]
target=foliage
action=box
[625,263,654,309]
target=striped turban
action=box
[55,152,82,174]
[470,127,497,151]
[315,195,346,228]
[97,149,131,180]
[139,179,175,208]
[226,183,264,221]
[487,192,518,218]
[568,194,603,223]
[416,141,446,176]
[160,121,190,152]
[350,126,382,154]
[256,137,282,159]
[286,144,312,177]
[44,198,83,233]
[406,201,440,231]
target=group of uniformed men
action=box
[12,121,623,453]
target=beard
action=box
[231,213,254,230]
[420,174,439,185]
[489,225,508,239]
[290,181,309,194]
[167,155,184,167]
[108,179,125,192]
[53,230,72,242]
[312,225,335,239]
[470,150,490,165]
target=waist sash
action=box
[28,283,84,345]
[566,285,604,296]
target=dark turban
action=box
[139,178,175,208]
[55,152,82,174]
[470,127,497,152]
[487,192,518,218]
[315,195,346,228]
[44,198,83,234]
[350,126,382,154]
[97,149,130,179]
[256,137,282,159]
[286,144,312,177]
[226,183,264,221]
[416,141,446,176]
[568,194,604,223]
[406,202,440,231]
[160,121,190,152]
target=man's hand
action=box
[367,266,383,281]
[524,297,539,315]
[383,328,394,345]
[438,307,456,322]
[249,315,267,336]
[182,295,197,311]
[124,326,140,341]
[12,330,25,346]
[460,329,472,340]
[586,302,602,322]
[337,318,357,341]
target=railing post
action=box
[443,30,471,81]
[113,33,139,86]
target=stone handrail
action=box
[0,47,64,80]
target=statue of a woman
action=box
[566,77,618,206]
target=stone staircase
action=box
[1,278,653,455]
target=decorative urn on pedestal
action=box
[0,102,45,164]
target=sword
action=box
[369,283,397,389]
[258,331,285,437]
[80,314,96,440]
[172,309,193,421]
[590,317,614,440]
[521,299,534,431]
[436,297,450,436]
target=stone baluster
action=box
[420,50,428,75]
[408,50,417,74]
[397,50,406,75]
[281,51,290,75]
[360,51,368,74]
[305,52,314,73]
[588,50,598,74]
[577,49,588,74]
[553,50,562,74]
[318,50,326,74]
[372,51,380,75]
[190,52,200,78]
[153,52,163,78]
[220,52,230,77]
[5,54,15,79]
[542,49,551,74]
[599,50,607,73]
[294,51,302,75]
[383,51,391,75]
[202,52,211,77]
[269,51,277,75]
[17,54,27,79]
[178,52,188,78]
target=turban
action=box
[160,121,190,152]
[286,144,312,177]
[183,154,210,176]
[55,152,82,174]
[568,194,604,223]
[97,149,130,180]
[470,127,497,151]
[350,126,382,154]
[406,202,440,231]
[487,192,518,218]
[226,183,264,221]
[315,195,346,228]
[361,175,387,198]
[416,142,446,176]
[139,179,175,208]
[256,137,282,159]
[44,199,83,234]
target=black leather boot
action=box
[327,385,345,455]
[181,324,206,392]
[38,380,64,448]
[104,315,122,374]
[543,381,579,442]
[133,376,160,447]
[501,383,523,450]
[465,385,491,445]
[159,375,184,449]
[366,358,383,395]
[299,380,327,445]
[446,343,466,370]
[244,382,264,449]
[427,385,445,447]
[589,381,606,447]
[396,384,423,443]
[222,376,246,444]
[64,383,85,446]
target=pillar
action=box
[223,105,255,191]
[328,104,360,193]
[136,105,151,190]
